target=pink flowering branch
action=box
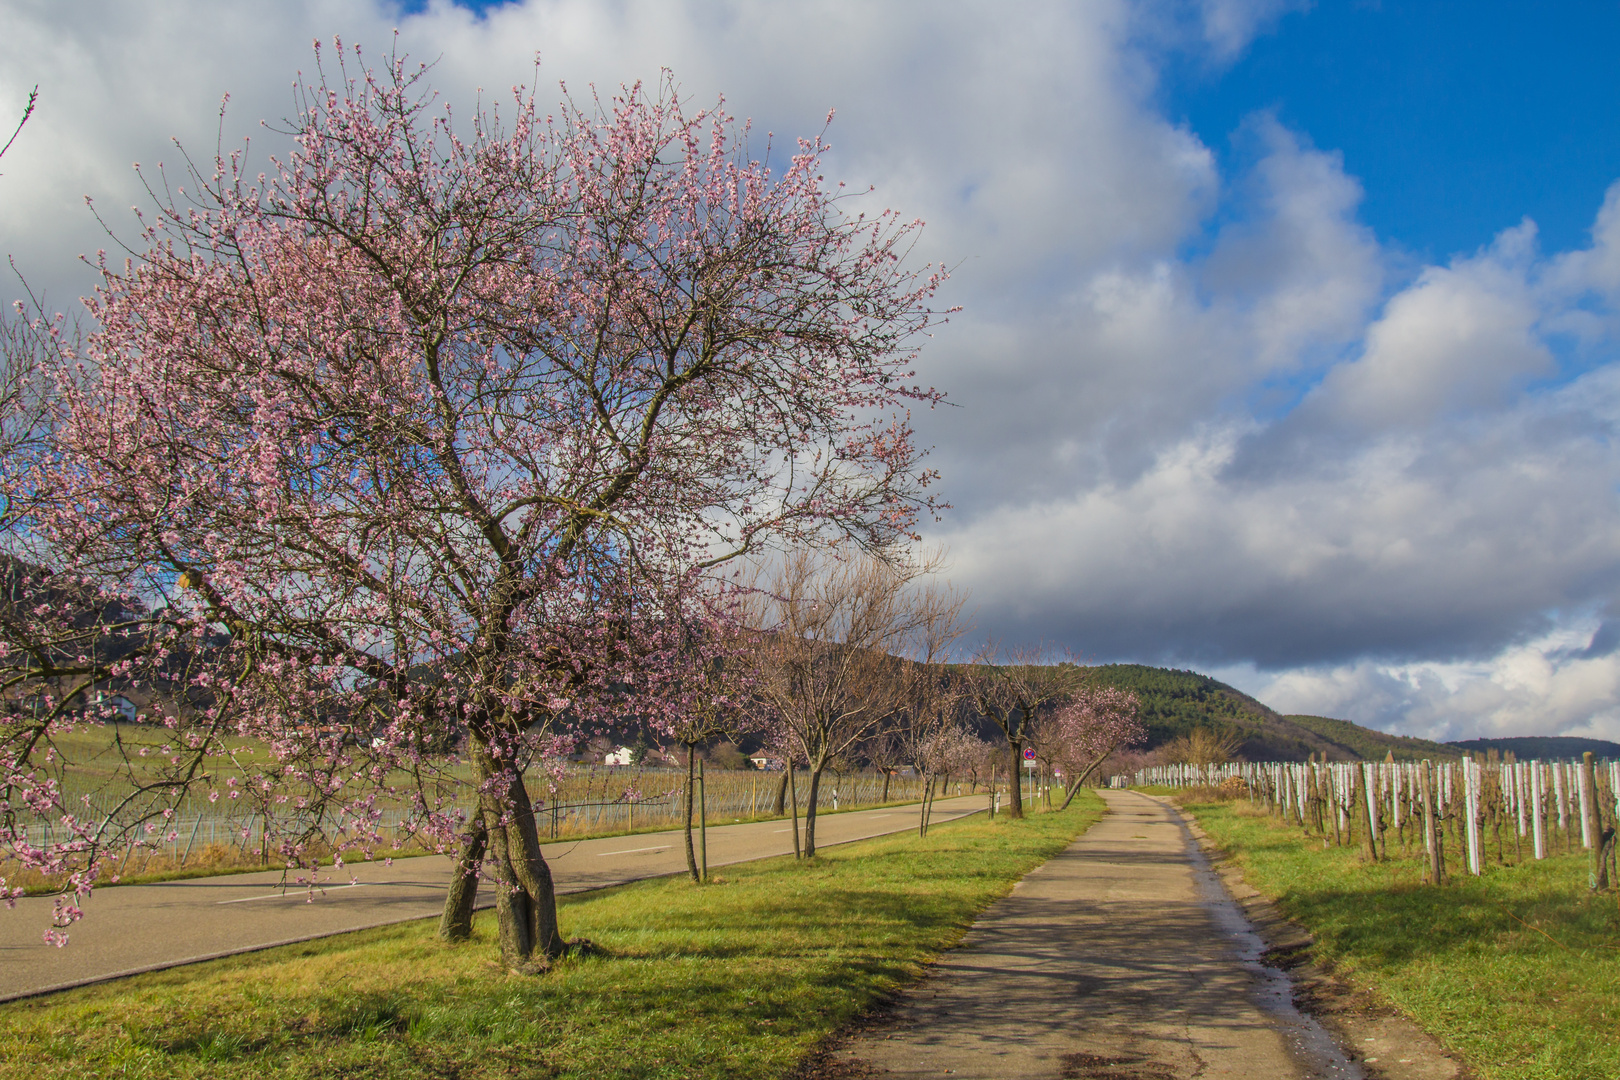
[0,42,950,965]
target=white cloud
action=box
[1311,221,1552,428]
[4,0,1620,741]
[1193,0,1310,61]
[1249,626,1620,743]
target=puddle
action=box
[1174,812,1366,1080]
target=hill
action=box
[1448,736,1620,761]
[1284,714,1459,762]
[1081,664,1458,762]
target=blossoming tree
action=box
[1030,684,1145,808]
[0,45,946,966]
[958,645,1080,819]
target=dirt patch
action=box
[793,1045,887,1080]
[1058,1051,1179,1079]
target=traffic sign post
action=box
[1023,747,1037,770]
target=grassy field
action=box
[0,792,1102,1079]
[1181,796,1620,1080]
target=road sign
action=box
[1023,747,1036,761]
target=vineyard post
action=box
[1357,764,1379,862]
[1418,761,1434,883]
[1464,758,1483,875]
[1513,761,1526,863]
[1582,752,1607,890]
[1531,761,1547,859]
[1332,765,1345,846]
[1389,763,1400,854]
[1577,755,1594,850]
[1548,761,1561,854]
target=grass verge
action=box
[1180,796,1620,1080]
[0,792,1101,1079]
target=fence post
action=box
[1531,761,1546,859]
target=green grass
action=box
[0,792,1102,1079]
[1182,798,1620,1080]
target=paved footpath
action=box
[840,789,1364,1080]
[0,795,985,1003]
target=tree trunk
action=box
[881,769,891,803]
[1006,739,1025,819]
[918,771,931,836]
[774,769,789,815]
[804,761,828,857]
[465,737,564,969]
[1421,760,1442,885]
[1583,752,1608,890]
[682,743,699,883]
[438,810,488,942]
[788,765,801,858]
[1060,744,1120,810]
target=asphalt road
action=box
[0,795,988,1002]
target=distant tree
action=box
[748,546,965,856]
[907,722,975,835]
[958,646,1080,819]
[642,599,756,883]
[1029,685,1146,808]
[863,730,907,803]
[1159,727,1244,768]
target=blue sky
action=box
[408,0,1620,269]
[5,0,1620,741]
[1163,2,1620,264]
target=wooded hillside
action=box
[1081,664,1459,762]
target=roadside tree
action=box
[749,546,965,856]
[1031,684,1145,808]
[958,646,1079,819]
[643,597,756,883]
[0,48,946,962]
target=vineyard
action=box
[6,757,957,892]
[1120,753,1620,887]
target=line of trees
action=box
[0,48,1144,970]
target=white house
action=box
[94,692,138,722]
[604,746,635,767]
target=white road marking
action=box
[217,882,368,905]
[593,844,671,857]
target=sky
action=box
[3,0,1619,743]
